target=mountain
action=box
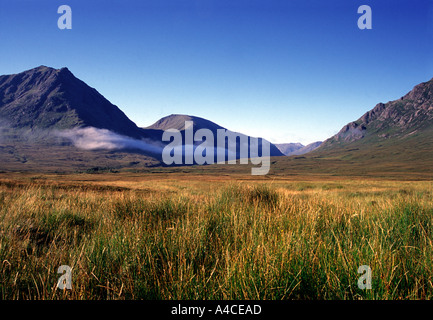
[318,77,433,151]
[0,66,284,172]
[293,142,322,156]
[145,114,284,157]
[275,143,303,155]
[276,141,322,156]
[269,77,433,178]
[146,114,223,132]
[0,65,144,138]
[1,66,432,176]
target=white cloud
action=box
[57,127,163,154]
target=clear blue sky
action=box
[0,0,432,144]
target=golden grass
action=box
[0,173,432,299]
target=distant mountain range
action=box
[275,142,322,156]
[1,65,432,175]
[0,66,284,171]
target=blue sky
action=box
[0,0,432,144]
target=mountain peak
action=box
[146,114,224,132]
[30,65,68,71]
[0,66,141,137]
[16,65,73,79]
[33,65,53,71]
[146,113,284,157]
[401,77,433,103]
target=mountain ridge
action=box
[1,65,432,175]
[0,66,285,171]
[146,114,224,132]
[145,113,284,157]
[319,77,433,149]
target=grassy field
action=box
[0,172,432,300]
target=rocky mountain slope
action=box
[319,77,433,149]
[0,66,144,138]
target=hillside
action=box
[145,114,284,157]
[319,77,433,151]
[269,77,433,178]
[0,66,144,139]
[0,66,284,172]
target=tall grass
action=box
[0,178,432,299]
